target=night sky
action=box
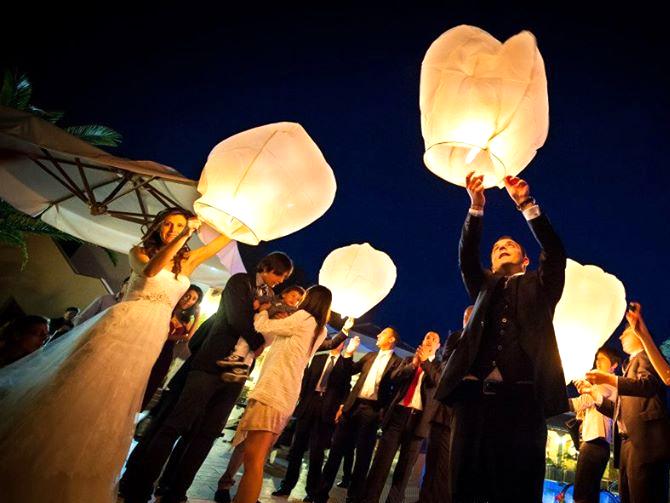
[5,4,669,350]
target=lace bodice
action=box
[123,268,191,308]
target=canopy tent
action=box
[0,106,244,286]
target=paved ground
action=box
[124,405,422,503]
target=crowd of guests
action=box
[1,174,669,503]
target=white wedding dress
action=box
[0,268,189,502]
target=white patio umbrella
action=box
[0,105,243,286]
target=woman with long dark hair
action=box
[231,285,333,503]
[0,207,231,502]
[142,284,204,409]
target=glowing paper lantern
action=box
[420,25,549,188]
[319,243,397,318]
[194,122,336,245]
[553,259,627,383]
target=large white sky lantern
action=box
[319,243,397,319]
[553,259,627,384]
[420,25,549,188]
[194,122,336,245]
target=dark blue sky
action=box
[6,4,669,349]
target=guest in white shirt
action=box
[314,328,402,503]
[571,346,621,503]
[361,331,443,503]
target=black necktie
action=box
[317,356,336,392]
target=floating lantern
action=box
[319,243,397,318]
[553,259,627,383]
[420,25,549,188]
[194,122,336,245]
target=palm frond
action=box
[28,105,65,124]
[0,70,32,110]
[102,247,119,266]
[13,73,32,110]
[1,69,15,106]
[661,339,670,360]
[65,124,122,147]
[0,228,29,269]
[0,200,80,241]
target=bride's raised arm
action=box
[185,232,232,271]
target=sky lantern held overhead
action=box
[553,259,627,384]
[319,243,397,319]
[194,122,337,245]
[420,25,549,188]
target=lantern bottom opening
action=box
[424,141,506,188]
[193,202,261,245]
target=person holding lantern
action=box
[579,304,670,503]
[436,172,568,503]
[570,346,620,503]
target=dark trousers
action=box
[449,381,546,503]
[122,370,243,502]
[315,399,381,503]
[619,438,670,503]
[361,406,423,503]
[342,442,355,482]
[573,438,609,503]
[281,394,336,497]
[419,421,451,503]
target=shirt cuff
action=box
[469,208,484,217]
[522,204,541,220]
[592,388,604,406]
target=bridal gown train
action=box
[0,268,189,502]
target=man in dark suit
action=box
[418,306,472,503]
[272,328,352,501]
[436,173,568,503]
[583,322,670,503]
[314,328,402,503]
[359,331,442,503]
[121,252,294,503]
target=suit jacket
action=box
[596,351,670,466]
[437,212,569,418]
[340,350,402,415]
[190,273,266,374]
[382,356,442,438]
[293,352,351,423]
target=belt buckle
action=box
[483,381,497,395]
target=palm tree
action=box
[1,69,122,146]
[0,69,121,267]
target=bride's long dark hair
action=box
[298,285,332,350]
[140,207,195,278]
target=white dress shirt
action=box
[571,383,616,443]
[358,349,394,400]
[316,353,341,392]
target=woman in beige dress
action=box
[232,285,333,503]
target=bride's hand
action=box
[183,217,202,237]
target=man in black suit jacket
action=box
[583,325,670,503]
[273,330,352,501]
[314,328,402,503]
[360,331,442,503]
[121,252,293,503]
[436,173,568,503]
[418,306,472,503]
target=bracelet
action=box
[516,197,536,211]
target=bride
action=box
[0,207,231,502]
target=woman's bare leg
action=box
[233,431,277,503]
[218,442,246,489]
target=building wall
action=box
[0,234,117,319]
